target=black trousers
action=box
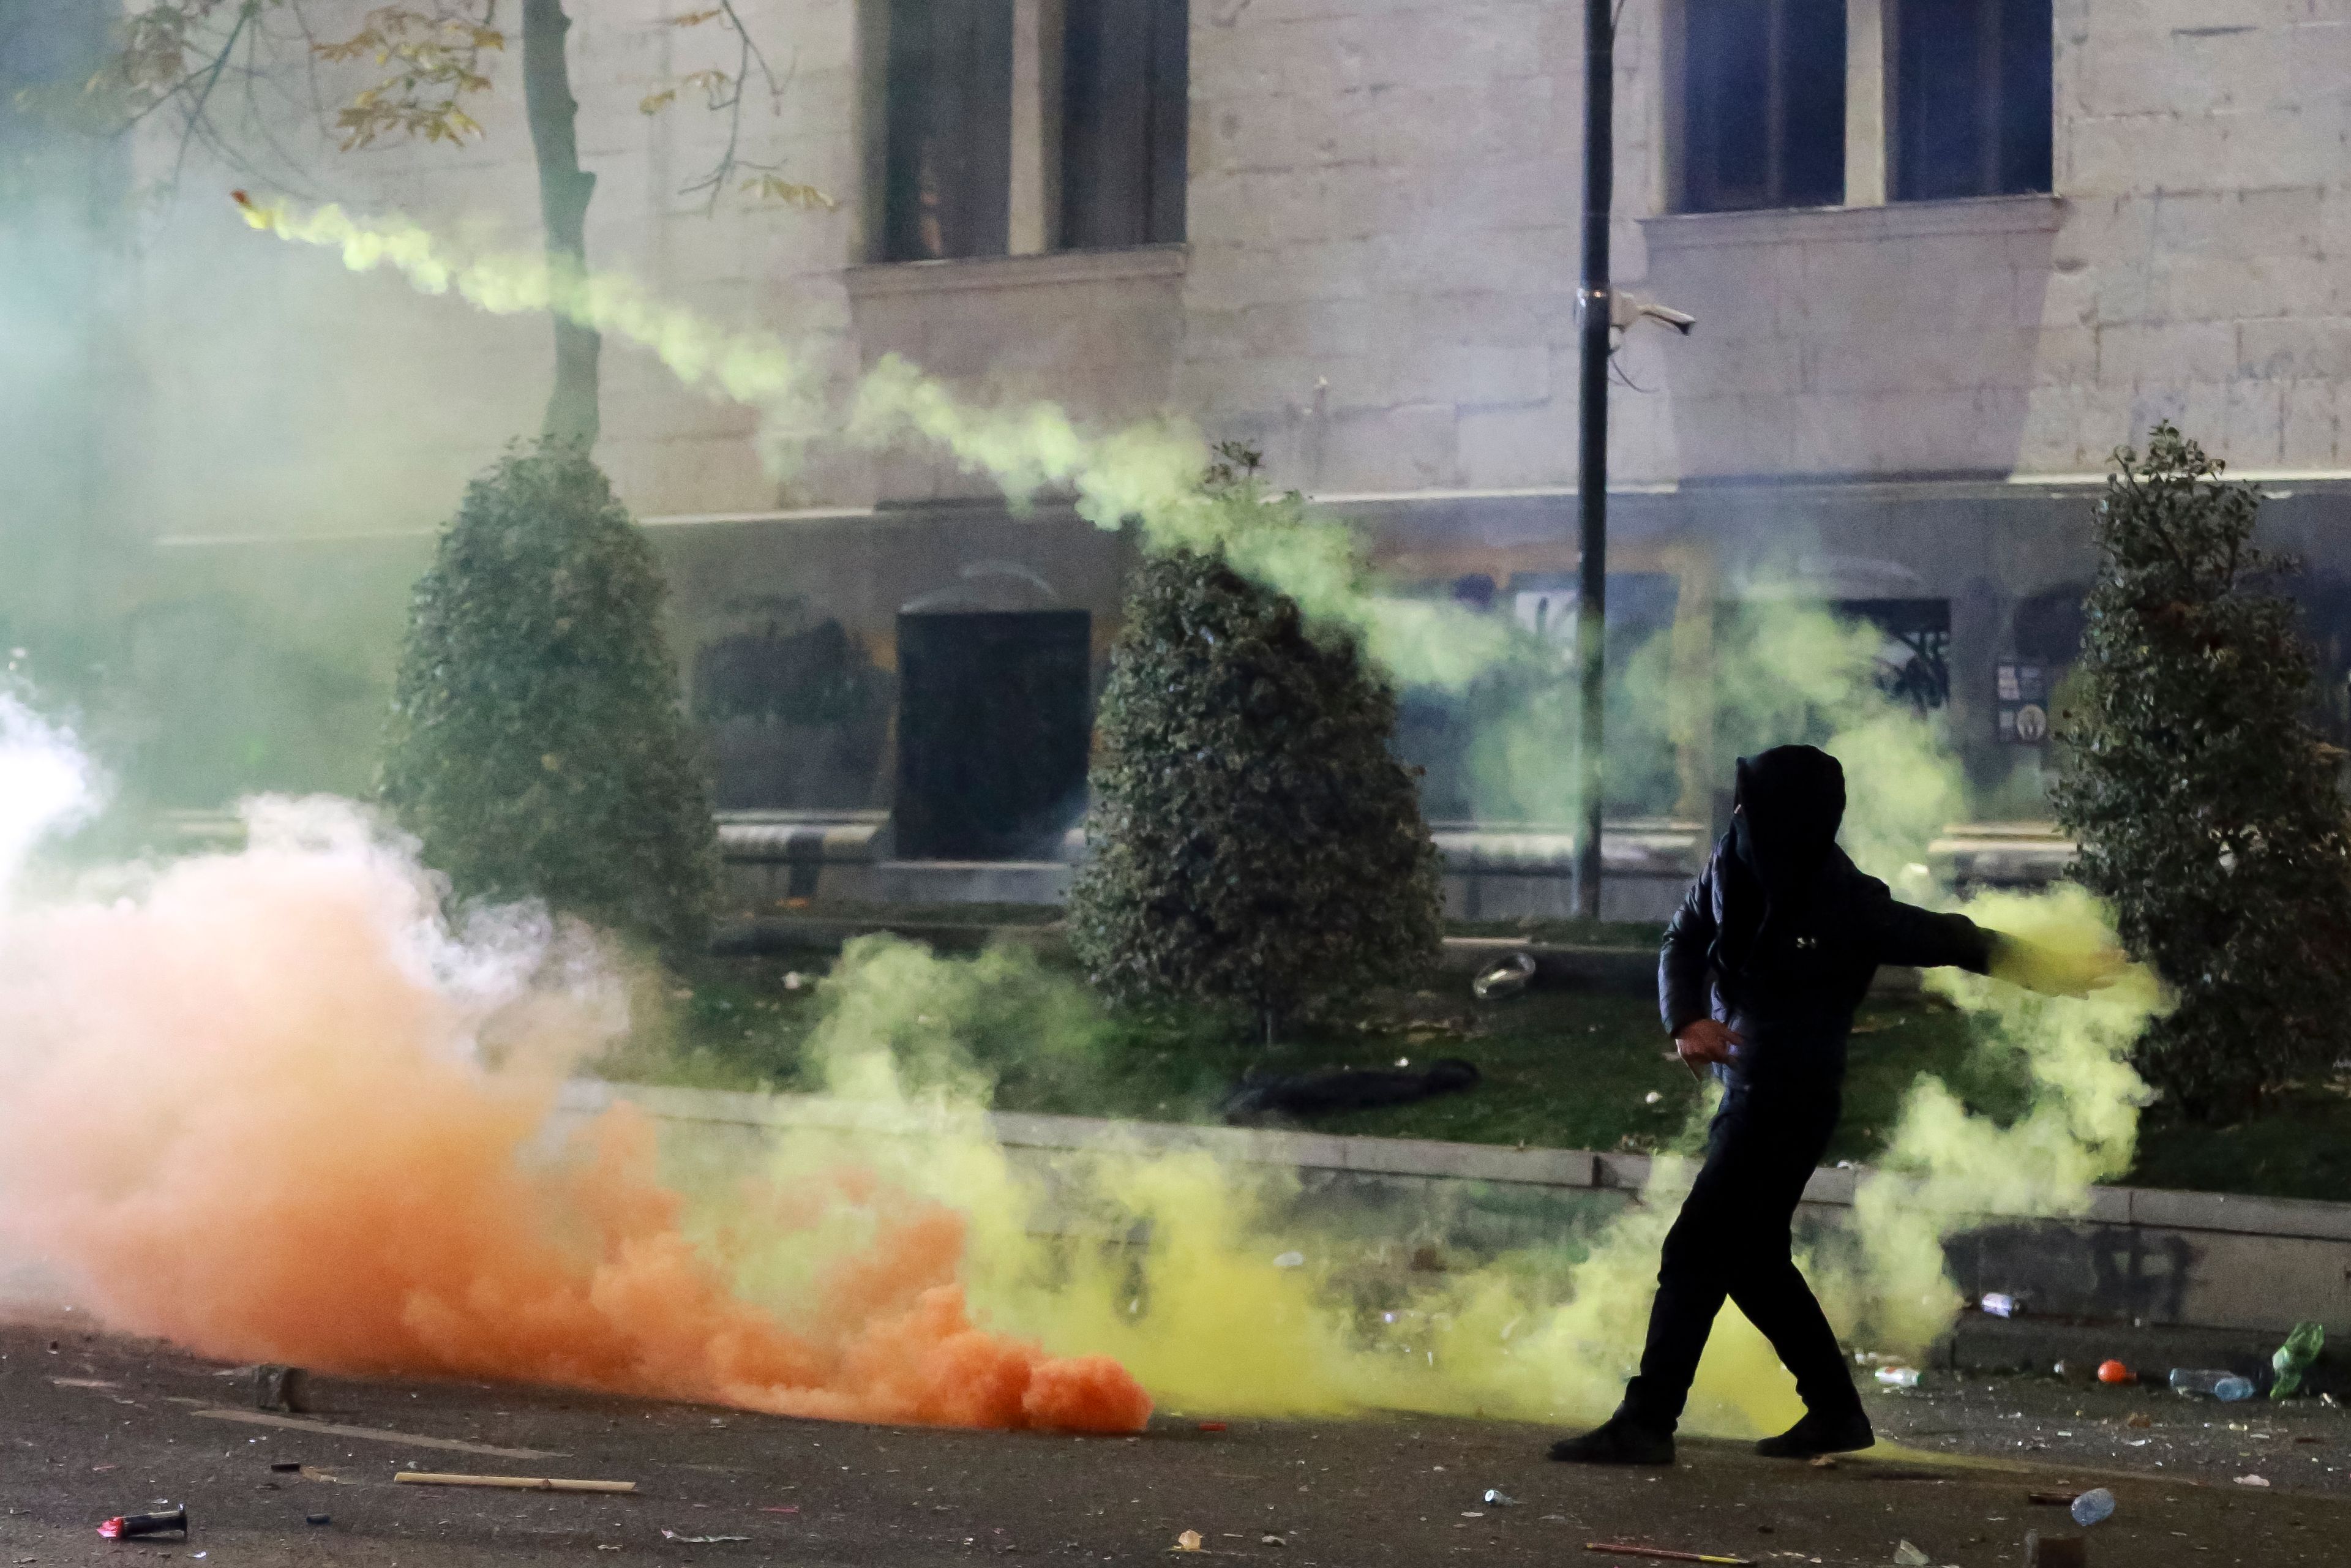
[1618,1081,1863,1433]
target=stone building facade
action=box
[107,0,2351,830]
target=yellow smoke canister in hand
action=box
[1987,927,2128,998]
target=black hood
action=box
[1720,745,1846,970]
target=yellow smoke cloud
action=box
[1827,886,2163,1348]
[667,913,2158,1437]
[705,935,1806,1433]
[234,195,2173,1435]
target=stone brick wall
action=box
[1176,0,1668,494]
[102,0,2351,816]
[116,0,2351,533]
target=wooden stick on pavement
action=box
[394,1472,637,1493]
[1584,1544,1753,1567]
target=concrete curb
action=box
[564,1079,2351,1336]
[563,1077,2351,1244]
[708,920,1921,1000]
[710,918,1665,989]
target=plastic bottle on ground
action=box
[2170,1368,2255,1400]
[2069,1487,2116,1526]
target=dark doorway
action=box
[894,610,1093,860]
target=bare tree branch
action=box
[163,1,256,191]
[645,2,832,214]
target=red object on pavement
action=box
[1196,1421,1228,1433]
[2098,1359,2132,1384]
[97,1507,186,1541]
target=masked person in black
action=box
[1549,744,2105,1466]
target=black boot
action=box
[1753,1408,1874,1458]
[1548,1415,1674,1465]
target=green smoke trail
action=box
[232,194,1524,694]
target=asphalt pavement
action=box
[4,1318,2347,1568]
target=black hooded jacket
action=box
[1659,745,1997,1088]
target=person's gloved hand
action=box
[1989,932,2126,997]
[1674,1018,1745,1067]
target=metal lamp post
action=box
[1573,0,1614,921]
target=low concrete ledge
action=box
[710,917,1927,1005]
[571,1079,2351,1333]
[569,1078,2351,1244]
[712,819,2072,916]
[2126,1186,2351,1243]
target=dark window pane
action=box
[883,0,1015,261]
[1147,0,1190,243]
[1780,0,1847,206]
[1998,0,2053,193]
[1898,0,1982,200]
[1062,0,1188,247]
[1898,0,2049,200]
[1688,0,1772,210]
[1684,0,1843,212]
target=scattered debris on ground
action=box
[253,1365,309,1413]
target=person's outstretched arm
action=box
[1866,885,2123,997]
[1865,887,1997,975]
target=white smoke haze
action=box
[0,695,102,887]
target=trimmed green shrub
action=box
[2053,423,2351,1120]
[381,441,716,953]
[1068,455,1444,1042]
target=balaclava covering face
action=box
[1720,744,1847,973]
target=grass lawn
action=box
[610,943,2351,1205]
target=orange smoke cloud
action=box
[0,793,1147,1435]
